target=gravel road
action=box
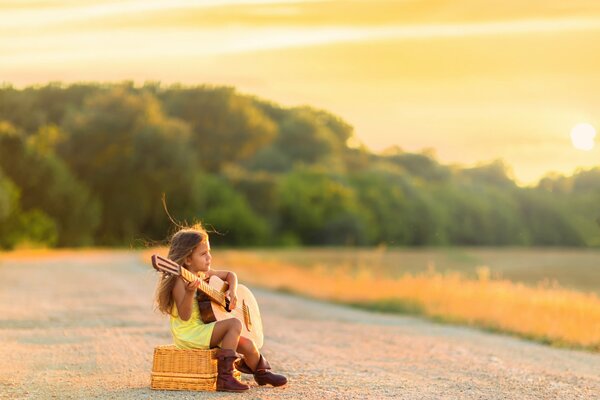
[0,251,599,399]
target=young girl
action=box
[154,223,287,392]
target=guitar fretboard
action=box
[180,267,227,307]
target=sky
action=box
[1,0,600,185]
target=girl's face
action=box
[185,240,212,274]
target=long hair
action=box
[154,223,209,315]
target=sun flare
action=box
[570,123,596,151]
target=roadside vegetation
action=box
[1,83,600,249]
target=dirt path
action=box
[0,251,599,399]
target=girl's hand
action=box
[184,278,200,294]
[225,289,238,310]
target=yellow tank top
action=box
[170,296,216,349]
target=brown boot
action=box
[215,349,250,392]
[234,354,287,387]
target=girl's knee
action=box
[227,318,242,332]
[237,336,255,352]
[238,336,253,350]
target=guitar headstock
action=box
[151,254,182,277]
[151,254,200,284]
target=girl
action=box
[154,223,287,392]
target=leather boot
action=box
[215,349,250,392]
[234,354,287,387]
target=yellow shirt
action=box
[170,296,216,349]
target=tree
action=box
[275,108,344,165]
[0,83,103,134]
[183,173,269,246]
[437,183,524,245]
[0,122,98,246]
[349,169,413,245]
[459,160,517,188]
[277,168,368,245]
[383,149,452,182]
[0,169,57,249]
[57,88,197,244]
[160,86,277,171]
[516,189,585,246]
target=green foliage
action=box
[245,144,291,173]
[159,86,277,171]
[571,168,600,193]
[221,166,280,221]
[186,173,269,246]
[349,169,414,245]
[516,189,586,246]
[0,170,57,249]
[0,83,598,248]
[0,122,99,246]
[57,88,196,244]
[0,174,23,249]
[383,148,451,182]
[246,106,356,173]
[459,160,517,188]
[0,83,103,134]
[278,168,369,245]
[535,168,600,246]
[404,187,448,246]
[275,107,345,164]
[12,209,58,248]
[0,170,18,224]
[436,183,524,245]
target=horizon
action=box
[1,0,599,184]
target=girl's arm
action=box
[208,269,238,292]
[172,277,200,321]
[207,269,239,309]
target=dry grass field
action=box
[144,246,600,352]
[224,247,600,294]
[3,247,599,351]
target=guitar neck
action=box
[179,268,226,307]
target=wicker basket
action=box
[151,345,242,391]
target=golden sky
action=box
[1,0,600,184]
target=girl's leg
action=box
[236,336,260,370]
[210,319,250,392]
[234,336,287,387]
[210,318,242,350]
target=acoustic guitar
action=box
[151,254,264,349]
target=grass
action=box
[146,247,600,351]
[232,247,600,294]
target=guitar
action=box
[151,254,264,349]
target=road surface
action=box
[0,251,599,399]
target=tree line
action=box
[0,82,598,249]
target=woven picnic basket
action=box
[150,345,242,391]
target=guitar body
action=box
[197,276,264,349]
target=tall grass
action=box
[146,248,600,351]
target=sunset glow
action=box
[571,123,596,151]
[1,0,600,184]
